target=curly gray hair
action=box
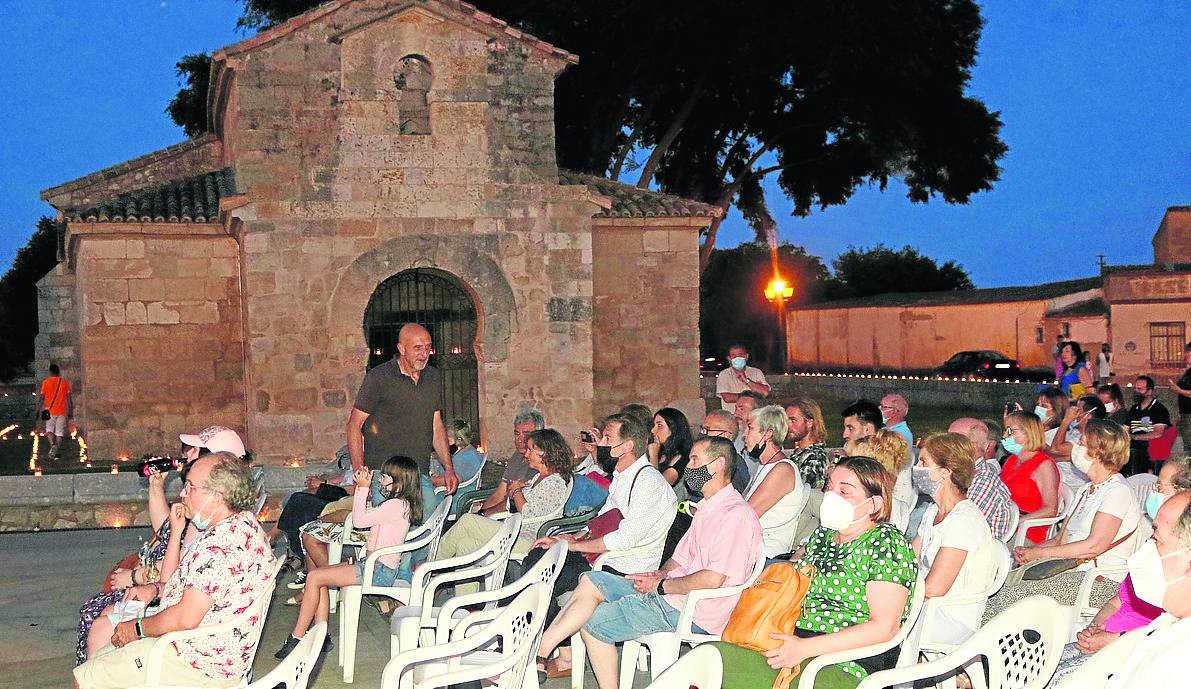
[203,451,257,513]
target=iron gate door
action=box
[363,268,479,430]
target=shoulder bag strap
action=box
[1054,487,1090,546]
[46,379,62,413]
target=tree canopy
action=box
[824,244,975,300]
[0,218,59,381]
[168,0,1007,270]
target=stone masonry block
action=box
[147,302,181,325]
[102,302,125,326]
[125,301,148,325]
[128,279,166,302]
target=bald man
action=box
[347,324,458,510]
[947,417,1016,540]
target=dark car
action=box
[699,354,728,375]
[934,350,1022,379]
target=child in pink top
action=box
[276,456,422,659]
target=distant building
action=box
[784,206,1191,380]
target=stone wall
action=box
[220,3,595,463]
[70,232,245,458]
[1152,207,1191,264]
[33,264,80,388]
[591,221,703,421]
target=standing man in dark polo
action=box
[346,323,458,512]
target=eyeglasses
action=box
[181,480,208,494]
[699,426,732,437]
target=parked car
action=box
[699,354,728,375]
[934,350,1022,379]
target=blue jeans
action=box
[582,571,703,644]
[354,560,402,587]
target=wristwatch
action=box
[134,619,144,639]
[656,578,666,595]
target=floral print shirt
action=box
[160,511,273,680]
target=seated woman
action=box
[984,420,1142,620]
[648,407,694,498]
[710,456,918,689]
[75,425,245,665]
[431,418,485,490]
[845,430,913,533]
[436,428,574,592]
[742,405,805,559]
[275,456,421,659]
[911,432,998,646]
[999,411,1060,544]
[1048,393,1107,489]
[1045,456,1191,687]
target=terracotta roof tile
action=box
[65,169,236,224]
[558,169,722,219]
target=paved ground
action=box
[0,528,621,689]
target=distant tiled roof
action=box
[1046,298,1108,318]
[559,170,723,219]
[795,276,1103,311]
[65,169,236,223]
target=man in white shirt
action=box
[716,344,770,411]
[1106,490,1191,689]
[527,414,677,637]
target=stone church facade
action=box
[37,0,717,464]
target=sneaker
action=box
[287,571,307,589]
[274,635,300,660]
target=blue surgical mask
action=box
[190,492,216,531]
[730,356,747,371]
[1146,492,1167,521]
[1033,405,1049,422]
[881,415,890,425]
[1002,436,1024,455]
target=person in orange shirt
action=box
[36,363,73,459]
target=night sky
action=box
[1,1,1187,287]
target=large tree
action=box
[0,218,59,381]
[823,244,975,300]
[169,0,1007,270]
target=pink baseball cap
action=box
[179,425,246,458]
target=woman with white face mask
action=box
[911,433,997,646]
[711,457,917,689]
[983,419,1142,623]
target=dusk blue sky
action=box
[1,1,1188,288]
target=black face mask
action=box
[595,445,618,473]
[747,443,766,461]
[684,463,714,493]
[448,443,459,456]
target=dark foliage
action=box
[0,218,59,381]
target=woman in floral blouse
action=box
[711,456,918,689]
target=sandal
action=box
[284,595,302,606]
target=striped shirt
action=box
[967,458,1016,541]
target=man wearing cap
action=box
[346,323,457,512]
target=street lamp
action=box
[765,277,794,372]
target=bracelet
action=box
[134,619,144,639]
[656,578,666,595]
[131,568,139,586]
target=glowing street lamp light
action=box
[764,276,795,372]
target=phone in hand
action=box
[580,431,595,443]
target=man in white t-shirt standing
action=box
[715,344,770,411]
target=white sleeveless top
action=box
[744,457,807,558]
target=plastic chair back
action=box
[246,622,327,689]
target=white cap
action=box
[179,425,246,458]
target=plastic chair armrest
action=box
[537,510,595,538]
[455,488,496,516]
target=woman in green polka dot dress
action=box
[711,457,918,689]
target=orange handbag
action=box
[720,561,816,689]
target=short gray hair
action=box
[513,409,545,430]
[204,451,257,513]
[703,409,738,436]
[750,405,789,444]
[883,392,909,414]
[1177,497,1191,546]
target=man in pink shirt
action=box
[534,435,762,689]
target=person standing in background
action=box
[36,363,72,460]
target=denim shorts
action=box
[354,560,401,587]
[582,571,701,644]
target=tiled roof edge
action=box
[40,135,220,201]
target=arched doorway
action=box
[363,268,479,430]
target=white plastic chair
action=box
[245,621,326,689]
[337,496,454,683]
[1055,621,1156,689]
[639,644,723,689]
[1125,473,1158,516]
[757,478,812,557]
[1013,483,1076,548]
[900,541,1012,689]
[618,546,767,689]
[796,574,927,689]
[999,507,1020,544]
[380,583,551,689]
[856,595,1069,689]
[132,557,283,689]
[387,513,523,658]
[569,528,671,689]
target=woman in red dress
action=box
[1000,411,1061,543]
